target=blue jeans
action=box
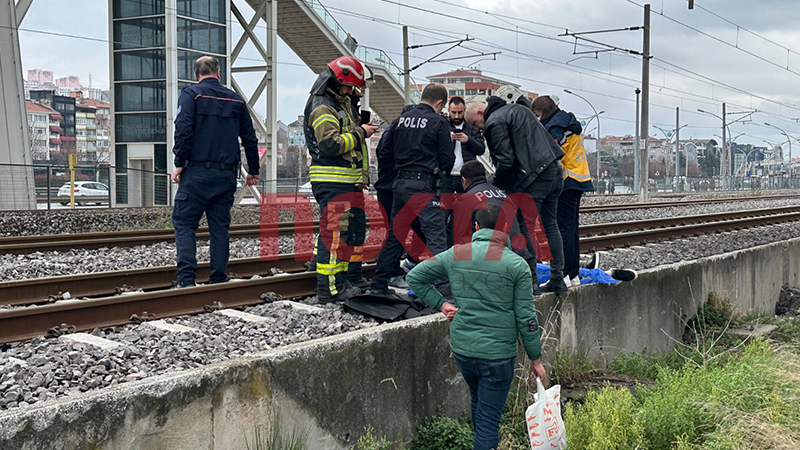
[453,353,516,450]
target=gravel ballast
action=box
[0,298,378,411]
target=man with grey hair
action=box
[171,56,260,288]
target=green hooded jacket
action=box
[406,228,542,361]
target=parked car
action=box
[298,182,312,196]
[57,181,109,205]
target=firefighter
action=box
[304,56,379,303]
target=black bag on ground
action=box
[344,292,437,321]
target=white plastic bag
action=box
[525,378,567,449]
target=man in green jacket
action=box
[407,203,547,450]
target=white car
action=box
[57,181,109,205]
[298,182,312,196]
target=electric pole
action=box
[403,26,410,104]
[722,102,727,189]
[639,4,651,202]
[634,88,641,191]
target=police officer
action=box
[458,160,537,270]
[305,56,379,303]
[369,83,454,295]
[171,56,259,288]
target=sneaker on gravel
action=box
[389,276,410,289]
[400,258,417,273]
[583,252,602,270]
[607,268,637,282]
[570,276,581,287]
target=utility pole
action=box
[402,26,410,104]
[639,4,651,202]
[722,102,727,189]
[634,88,641,191]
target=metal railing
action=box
[300,0,407,88]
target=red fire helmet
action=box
[327,56,366,89]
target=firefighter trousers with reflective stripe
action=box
[311,182,366,297]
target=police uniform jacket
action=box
[173,78,259,175]
[304,71,368,184]
[483,96,565,193]
[381,103,454,177]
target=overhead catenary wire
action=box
[324,5,800,130]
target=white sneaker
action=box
[400,258,417,273]
[570,276,581,287]
[389,276,410,289]
[563,275,572,287]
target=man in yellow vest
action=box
[532,96,594,288]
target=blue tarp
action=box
[407,263,619,298]
[536,263,619,285]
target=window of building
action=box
[115,113,167,142]
[35,114,47,122]
[177,18,226,54]
[177,50,226,83]
[114,49,166,81]
[113,0,165,19]
[154,144,167,173]
[465,89,477,95]
[115,81,167,112]
[449,89,464,96]
[177,0,226,24]
[76,118,87,126]
[113,17,165,50]
[430,78,445,83]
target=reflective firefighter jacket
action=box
[304,72,368,185]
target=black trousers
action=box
[557,189,583,279]
[371,178,446,289]
[311,182,366,296]
[442,174,465,247]
[173,167,236,285]
[516,162,565,281]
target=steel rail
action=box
[2,195,799,254]
[4,206,800,306]
[3,208,800,344]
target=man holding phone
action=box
[443,97,485,246]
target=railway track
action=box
[2,194,800,254]
[3,205,800,311]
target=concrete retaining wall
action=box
[0,317,469,450]
[1,236,798,449]
[545,236,800,363]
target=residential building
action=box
[426,69,538,103]
[601,135,665,158]
[27,69,54,85]
[288,115,306,147]
[78,99,111,164]
[25,100,62,160]
[76,104,98,163]
[56,75,81,90]
[110,0,229,206]
[29,91,76,153]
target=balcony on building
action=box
[49,138,61,145]
[50,113,63,121]
[50,125,63,133]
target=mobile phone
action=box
[360,110,371,124]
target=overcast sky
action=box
[18,0,800,151]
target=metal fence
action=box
[593,175,800,195]
[0,163,320,210]
[2,162,798,210]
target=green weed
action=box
[245,414,310,450]
[355,428,391,450]
[411,415,473,450]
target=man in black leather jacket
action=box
[467,96,569,293]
